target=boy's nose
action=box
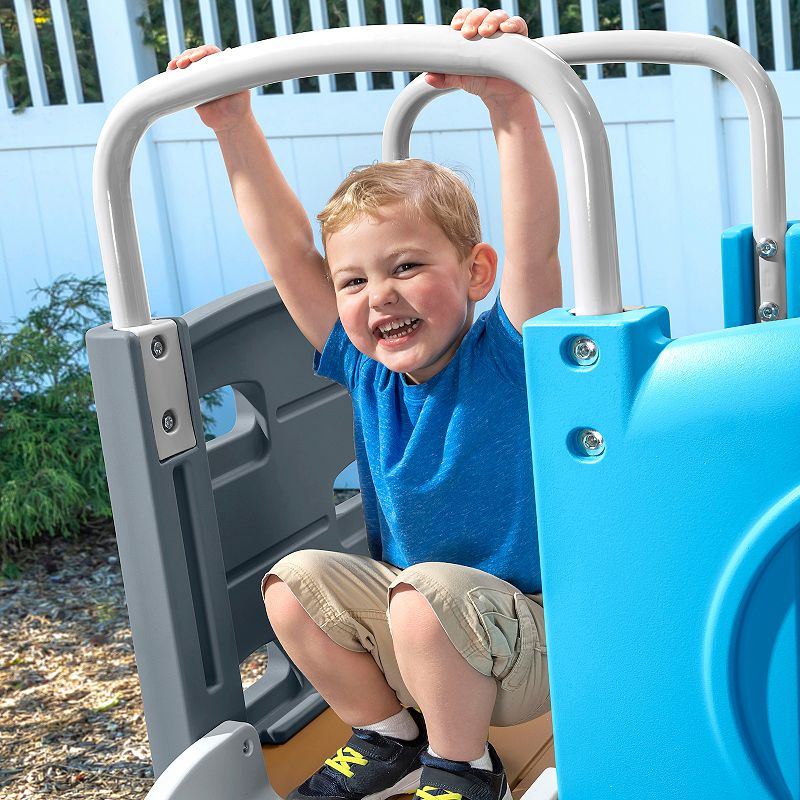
[369,283,398,309]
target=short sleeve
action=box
[482,298,526,388]
[313,318,362,392]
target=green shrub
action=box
[0,275,112,571]
[0,275,225,574]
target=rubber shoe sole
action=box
[362,766,423,800]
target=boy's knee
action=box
[388,581,415,601]
[388,581,424,614]
[388,582,440,639]
[261,573,284,605]
[262,574,305,628]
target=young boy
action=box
[169,8,560,800]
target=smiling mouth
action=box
[375,318,421,340]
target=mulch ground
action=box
[0,520,268,798]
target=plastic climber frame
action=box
[86,24,796,800]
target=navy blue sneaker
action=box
[288,707,428,800]
[414,742,512,800]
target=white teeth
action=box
[378,319,420,340]
[379,317,415,333]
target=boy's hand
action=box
[425,8,530,105]
[167,44,251,132]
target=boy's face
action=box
[326,203,495,384]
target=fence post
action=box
[662,0,729,333]
[86,0,182,318]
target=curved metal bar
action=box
[383,30,787,320]
[93,25,621,329]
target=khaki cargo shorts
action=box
[262,549,549,726]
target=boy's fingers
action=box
[451,7,470,28]
[189,44,220,60]
[172,44,220,68]
[499,15,528,34]
[462,7,491,34]
[477,9,510,34]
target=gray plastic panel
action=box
[87,282,367,776]
[145,721,280,800]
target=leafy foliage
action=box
[0,275,226,571]
[0,276,112,570]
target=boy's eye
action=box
[395,263,419,274]
[345,277,366,288]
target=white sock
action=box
[428,744,492,771]
[355,707,419,741]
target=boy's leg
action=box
[387,562,549,800]
[388,582,496,762]
[263,573,402,726]
[261,550,430,800]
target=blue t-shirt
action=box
[314,299,541,594]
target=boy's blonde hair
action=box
[317,159,481,263]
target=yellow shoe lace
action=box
[416,788,462,800]
[324,746,369,778]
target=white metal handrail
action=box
[383,30,787,319]
[93,25,621,330]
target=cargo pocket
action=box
[467,587,522,683]
[499,593,538,692]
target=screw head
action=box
[162,411,176,433]
[151,336,166,358]
[578,429,605,456]
[757,238,778,258]
[758,301,780,322]
[571,336,598,366]
[242,739,252,756]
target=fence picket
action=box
[383,0,409,89]
[736,0,758,59]
[235,0,258,44]
[13,0,49,106]
[771,0,792,71]
[540,0,559,36]
[50,0,83,104]
[0,16,14,108]
[422,0,442,26]
[498,0,518,17]
[620,0,640,77]
[309,0,336,91]
[579,0,601,80]
[346,0,371,91]
[270,0,298,93]
[198,0,222,46]
[163,0,186,57]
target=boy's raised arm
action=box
[169,46,339,353]
[427,10,562,333]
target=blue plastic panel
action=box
[721,223,756,327]
[786,223,800,319]
[523,306,800,799]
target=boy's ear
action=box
[466,243,498,302]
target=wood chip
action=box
[0,521,269,798]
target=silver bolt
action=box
[758,301,780,322]
[242,739,252,756]
[757,238,778,258]
[571,336,598,366]
[162,411,176,433]
[151,336,166,358]
[578,429,605,456]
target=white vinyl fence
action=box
[1,0,800,340]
